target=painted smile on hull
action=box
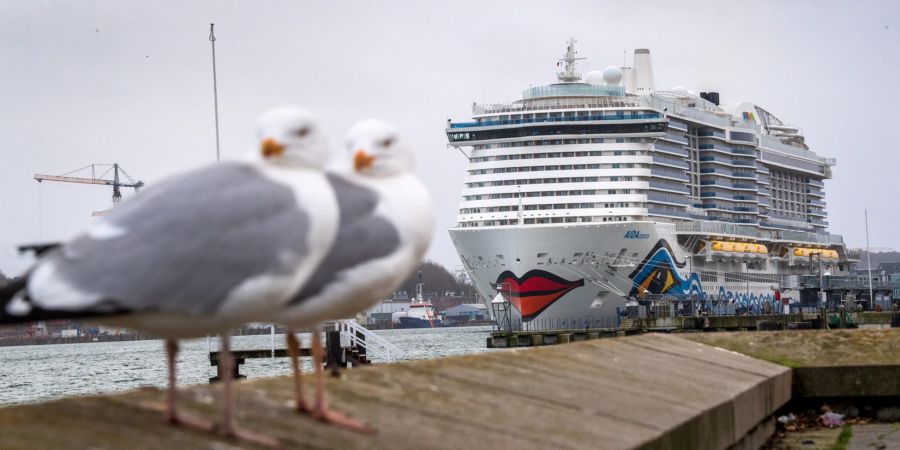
[492,270,584,321]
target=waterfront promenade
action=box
[4,329,899,449]
[1,333,790,449]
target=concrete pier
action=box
[0,334,789,450]
[684,329,900,398]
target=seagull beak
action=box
[260,138,285,158]
[353,149,376,171]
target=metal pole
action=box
[270,323,275,358]
[819,254,825,309]
[865,208,874,310]
[209,24,221,162]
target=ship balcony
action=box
[696,203,759,214]
[649,180,690,194]
[806,188,826,198]
[661,132,688,145]
[807,209,828,217]
[806,199,826,207]
[697,129,726,138]
[698,156,756,168]
[698,144,756,156]
[654,143,689,158]
[698,168,757,179]
[699,192,758,203]
[649,167,689,182]
[652,156,689,170]
[647,207,693,219]
[647,192,692,206]
[807,179,825,188]
[667,121,689,132]
[699,180,758,191]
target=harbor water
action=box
[0,326,494,406]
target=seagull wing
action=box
[3,162,319,323]
[289,173,400,303]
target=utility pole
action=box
[865,208,874,309]
[209,23,221,162]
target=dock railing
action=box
[335,320,405,363]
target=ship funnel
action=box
[632,49,655,95]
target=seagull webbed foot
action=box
[312,407,375,434]
[217,423,282,448]
[168,412,215,433]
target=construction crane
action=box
[34,164,144,216]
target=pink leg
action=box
[309,326,374,433]
[286,330,311,413]
[217,333,281,448]
[164,339,213,431]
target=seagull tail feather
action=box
[0,276,31,324]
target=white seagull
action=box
[275,119,434,431]
[0,106,339,448]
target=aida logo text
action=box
[623,230,649,239]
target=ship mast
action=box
[557,37,585,82]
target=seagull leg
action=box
[286,329,311,413]
[164,339,213,431]
[310,325,374,433]
[216,333,281,448]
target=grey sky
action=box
[1,1,898,276]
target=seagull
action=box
[0,106,339,448]
[275,118,434,431]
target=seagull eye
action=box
[295,127,310,137]
[381,137,394,148]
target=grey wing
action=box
[291,173,399,302]
[36,162,310,315]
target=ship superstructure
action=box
[446,39,850,328]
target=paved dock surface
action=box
[0,334,788,450]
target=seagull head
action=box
[256,106,329,168]
[345,119,413,177]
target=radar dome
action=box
[602,66,623,85]
[585,70,604,85]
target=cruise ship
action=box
[446,39,851,329]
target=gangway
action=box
[335,320,405,363]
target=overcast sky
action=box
[1,1,898,276]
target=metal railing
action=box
[801,275,899,290]
[335,320,405,363]
[449,113,662,129]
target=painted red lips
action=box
[493,270,584,321]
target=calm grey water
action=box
[0,326,495,406]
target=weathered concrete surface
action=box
[848,423,900,450]
[683,329,900,397]
[0,334,789,450]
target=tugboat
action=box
[394,271,443,328]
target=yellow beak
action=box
[353,149,376,171]
[260,138,285,158]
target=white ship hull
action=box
[451,221,799,327]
